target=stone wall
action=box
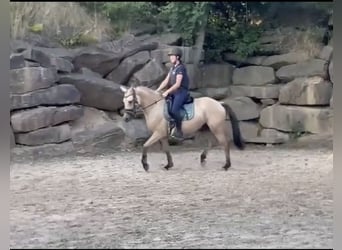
[10,31,333,160]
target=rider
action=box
[156,47,190,140]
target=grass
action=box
[10,2,114,46]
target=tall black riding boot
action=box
[171,116,183,140]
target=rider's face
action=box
[169,55,177,64]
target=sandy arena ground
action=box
[10,140,333,249]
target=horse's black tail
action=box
[221,103,245,150]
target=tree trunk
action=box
[193,6,209,66]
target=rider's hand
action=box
[162,92,168,98]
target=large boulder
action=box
[221,97,261,121]
[279,77,332,105]
[329,61,333,83]
[10,53,25,69]
[200,64,234,88]
[117,118,151,144]
[11,84,81,110]
[24,46,78,61]
[140,33,182,46]
[233,66,276,85]
[276,59,329,82]
[77,67,102,78]
[129,60,167,88]
[261,51,310,69]
[58,74,124,111]
[15,124,71,146]
[24,47,74,73]
[230,84,283,99]
[11,106,83,133]
[106,51,150,85]
[69,107,125,152]
[72,47,123,76]
[198,87,230,100]
[76,35,158,76]
[222,52,266,66]
[318,45,333,62]
[226,121,260,142]
[259,104,333,134]
[10,67,58,94]
[10,128,15,148]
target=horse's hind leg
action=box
[210,124,231,170]
[159,138,174,170]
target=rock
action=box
[233,66,276,85]
[69,107,125,151]
[15,124,71,146]
[230,85,282,99]
[276,59,328,82]
[96,34,158,57]
[329,61,333,83]
[10,67,58,94]
[226,121,260,142]
[78,35,157,76]
[260,99,276,107]
[198,87,230,100]
[261,51,310,69]
[11,106,83,133]
[319,46,333,61]
[24,60,40,67]
[117,118,151,143]
[11,84,81,110]
[200,64,234,88]
[221,97,261,121]
[10,53,25,69]
[279,77,332,105]
[330,97,333,108]
[142,33,182,46]
[72,47,122,76]
[77,67,102,78]
[222,52,266,66]
[10,40,31,53]
[260,128,290,141]
[11,141,75,162]
[259,104,333,134]
[29,47,78,61]
[10,128,15,148]
[58,74,124,111]
[106,51,150,85]
[25,47,74,72]
[189,91,204,98]
[129,60,167,88]
[185,64,202,90]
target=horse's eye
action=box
[128,100,133,104]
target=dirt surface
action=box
[10,140,333,249]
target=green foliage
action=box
[158,2,209,46]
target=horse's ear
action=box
[120,85,128,93]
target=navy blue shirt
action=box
[168,63,189,90]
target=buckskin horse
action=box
[120,85,245,172]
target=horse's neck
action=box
[136,86,163,118]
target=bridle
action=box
[123,88,164,118]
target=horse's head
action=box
[120,86,140,122]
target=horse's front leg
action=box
[141,132,163,172]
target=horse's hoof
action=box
[164,164,173,170]
[222,165,230,171]
[143,163,149,172]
